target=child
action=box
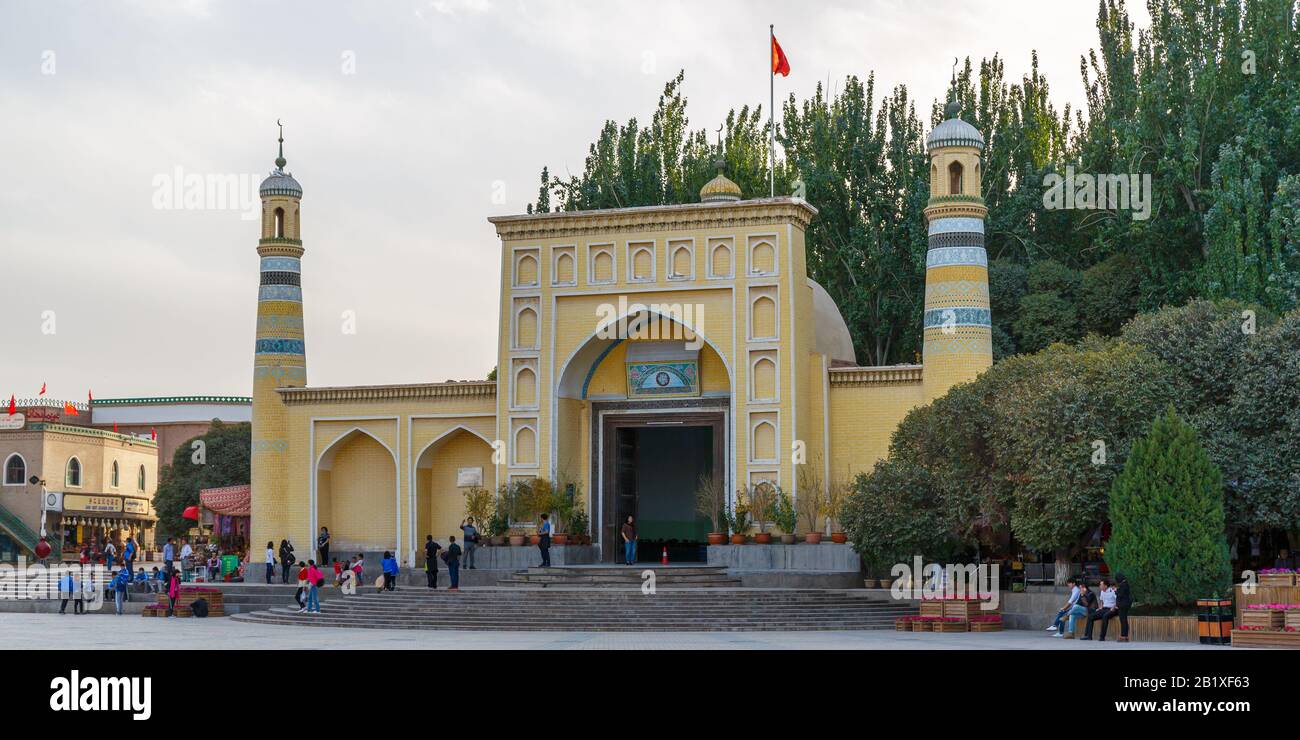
[332,558,343,586]
[294,561,308,612]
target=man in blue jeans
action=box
[1049,577,1079,636]
[445,535,462,591]
[621,515,637,566]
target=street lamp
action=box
[29,475,51,561]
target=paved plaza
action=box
[0,613,1215,650]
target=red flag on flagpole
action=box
[150,427,156,441]
[771,34,791,77]
[7,395,14,416]
[113,422,118,434]
[63,402,79,417]
[38,382,46,396]
[88,389,93,403]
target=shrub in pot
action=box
[694,472,727,545]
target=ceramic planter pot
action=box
[779,534,796,545]
[804,532,823,544]
[863,579,878,588]
[553,534,569,546]
[508,535,526,547]
[729,534,746,545]
[529,534,541,546]
[830,532,847,544]
[492,535,507,546]
[707,533,726,545]
[754,533,772,544]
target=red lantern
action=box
[182,505,201,521]
[34,537,51,560]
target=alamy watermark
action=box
[595,296,705,350]
[151,166,264,220]
[890,556,1000,611]
[1042,165,1152,221]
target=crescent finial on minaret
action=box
[275,119,287,170]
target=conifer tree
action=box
[1105,407,1232,607]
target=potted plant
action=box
[694,472,727,545]
[548,480,576,546]
[795,466,825,544]
[486,509,508,546]
[569,507,590,546]
[745,483,777,544]
[463,485,493,537]
[772,486,797,544]
[827,479,850,543]
[726,497,749,545]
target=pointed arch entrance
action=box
[555,307,733,562]
[314,428,398,555]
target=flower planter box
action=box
[1230,629,1300,649]
[970,620,1003,632]
[1286,611,1300,630]
[894,618,911,631]
[919,600,945,618]
[1241,609,1284,629]
[943,600,988,619]
[934,620,968,633]
[1258,573,1297,587]
[912,619,933,632]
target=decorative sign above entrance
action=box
[626,361,700,399]
[456,467,483,488]
[0,414,24,430]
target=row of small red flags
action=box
[7,388,154,440]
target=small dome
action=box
[700,172,742,203]
[260,170,302,198]
[927,117,984,151]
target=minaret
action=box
[921,70,993,402]
[250,122,306,555]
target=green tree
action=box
[1105,407,1232,606]
[152,421,251,539]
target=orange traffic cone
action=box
[661,546,669,565]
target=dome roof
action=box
[700,172,742,203]
[809,279,856,364]
[260,169,302,198]
[927,117,984,151]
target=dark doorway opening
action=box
[601,411,725,563]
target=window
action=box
[948,161,963,195]
[3,454,24,485]
[65,457,81,487]
[274,207,285,238]
[138,465,146,491]
[111,460,119,488]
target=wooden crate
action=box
[1231,629,1300,649]
[895,618,911,631]
[1241,609,1284,629]
[913,619,934,631]
[1258,573,1297,588]
[934,620,969,633]
[970,620,1003,632]
[943,601,983,619]
[1285,611,1300,630]
[919,601,945,617]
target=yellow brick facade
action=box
[247,102,993,563]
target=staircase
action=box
[230,587,912,631]
[0,501,53,558]
[497,565,742,588]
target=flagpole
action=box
[769,23,775,198]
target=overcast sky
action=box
[0,0,1150,400]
